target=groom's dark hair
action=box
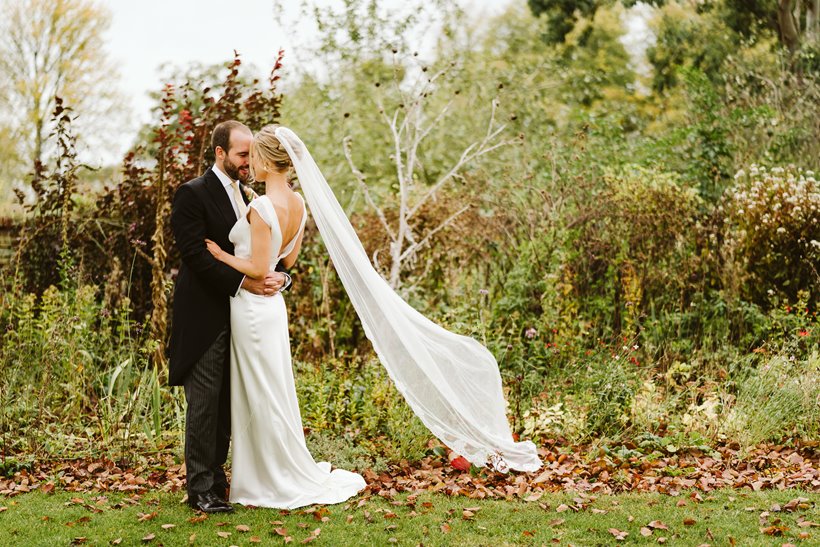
[212,120,250,154]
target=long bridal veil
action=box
[275,126,542,473]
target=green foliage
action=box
[295,357,430,463]
[1,0,819,466]
[724,348,820,448]
[527,0,599,44]
[584,357,640,438]
[0,276,167,460]
[679,68,735,200]
[567,165,703,337]
[646,2,738,93]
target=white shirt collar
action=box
[212,164,235,188]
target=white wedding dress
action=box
[227,194,366,509]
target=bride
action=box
[206,125,541,509]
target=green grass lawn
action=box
[0,488,817,546]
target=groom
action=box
[169,120,290,513]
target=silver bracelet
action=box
[278,272,292,293]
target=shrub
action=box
[722,349,820,448]
[568,165,702,337]
[719,164,820,305]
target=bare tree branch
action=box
[399,204,469,263]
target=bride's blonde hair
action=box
[250,124,292,179]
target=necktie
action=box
[231,181,248,219]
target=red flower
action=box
[798,330,809,337]
[450,456,471,472]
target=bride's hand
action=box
[205,239,224,261]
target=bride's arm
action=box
[205,209,272,280]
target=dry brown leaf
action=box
[556,504,570,513]
[648,520,669,530]
[760,525,788,536]
[300,528,322,544]
[137,512,157,522]
[440,523,451,534]
[188,514,207,524]
[141,533,155,542]
[236,524,250,532]
[275,527,288,536]
[216,531,230,538]
[249,536,262,543]
[683,518,696,526]
[640,527,653,537]
[161,524,175,530]
[608,528,628,540]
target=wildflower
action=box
[798,330,809,337]
[478,288,489,296]
[525,327,537,339]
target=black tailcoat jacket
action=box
[168,167,249,386]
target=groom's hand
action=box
[241,272,286,296]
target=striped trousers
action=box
[183,326,231,497]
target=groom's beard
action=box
[223,158,249,183]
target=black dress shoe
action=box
[210,483,229,500]
[188,491,234,513]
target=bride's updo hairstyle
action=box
[250,124,292,179]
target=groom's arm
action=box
[171,184,245,297]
